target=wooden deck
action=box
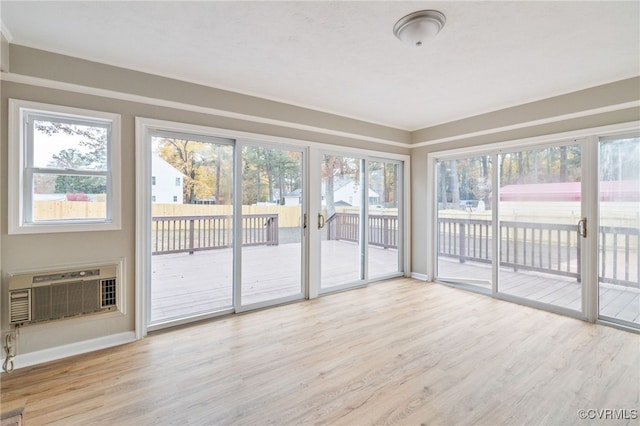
[151,241,638,326]
[438,258,640,324]
[151,241,399,323]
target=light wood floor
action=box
[1,278,639,425]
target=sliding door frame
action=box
[234,139,309,313]
[136,117,411,338]
[317,151,407,294]
[426,121,639,329]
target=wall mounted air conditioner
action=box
[8,265,119,326]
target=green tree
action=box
[155,138,233,204]
[35,121,108,194]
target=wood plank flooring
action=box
[2,278,639,425]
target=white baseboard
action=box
[410,272,429,281]
[3,331,136,371]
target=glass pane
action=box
[368,161,401,278]
[241,146,304,305]
[436,156,493,288]
[497,145,582,311]
[150,135,234,324]
[598,136,640,326]
[321,155,363,289]
[33,118,108,170]
[32,173,107,221]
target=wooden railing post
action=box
[383,216,389,249]
[459,222,466,263]
[188,218,195,255]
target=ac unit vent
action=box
[8,265,118,326]
[101,278,117,307]
[10,289,31,323]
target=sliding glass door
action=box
[367,160,402,279]
[432,131,639,330]
[240,145,305,307]
[319,154,404,291]
[320,154,364,289]
[147,130,307,326]
[435,155,493,290]
[598,135,639,327]
[497,144,583,312]
[150,132,234,324]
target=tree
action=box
[242,147,301,205]
[34,120,108,194]
[154,137,233,204]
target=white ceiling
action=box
[1,1,639,131]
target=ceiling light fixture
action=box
[393,10,446,47]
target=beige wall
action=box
[1,41,638,362]
[0,45,409,360]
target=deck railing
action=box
[438,217,639,288]
[326,213,398,249]
[152,214,278,255]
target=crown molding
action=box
[412,100,640,148]
[1,71,413,149]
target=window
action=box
[175,177,180,186]
[152,176,157,185]
[9,99,121,234]
[152,196,156,202]
[173,196,178,202]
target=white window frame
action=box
[8,99,121,234]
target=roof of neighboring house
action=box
[285,189,302,197]
[152,155,186,177]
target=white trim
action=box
[135,117,151,339]
[402,159,412,278]
[0,20,13,42]
[135,117,411,162]
[583,136,599,322]
[1,72,411,148]
[4,72,634,150]
[147,308,234,333]
[7,98,122,234]
[427,121,640,160]
[425,154,437,282]
[2,331,135,370]
[413,102,640,148]
[308,148,321,299]
[410,272,429,281]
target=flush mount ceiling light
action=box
[393,10,446,47]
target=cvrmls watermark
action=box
[577,409,638,420]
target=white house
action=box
[151,155,184,204]
[286,180,380,207]
[321,179,380,207]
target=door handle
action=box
[318,213,325,229]
[578,218,587,238]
